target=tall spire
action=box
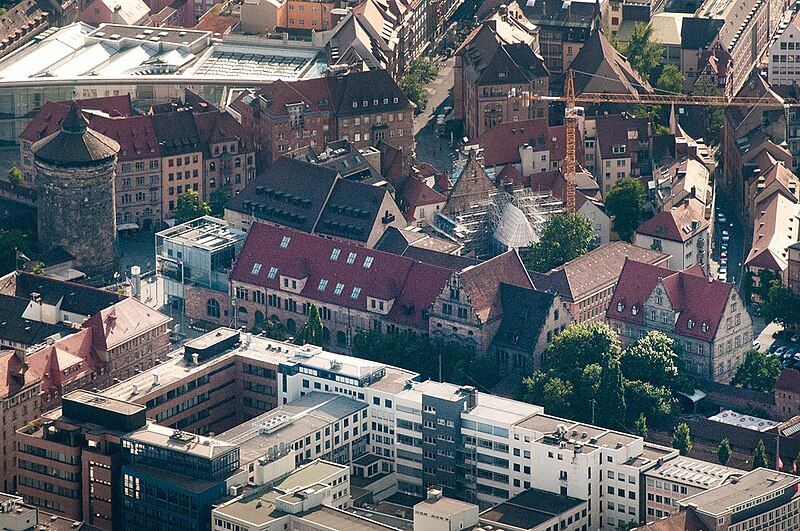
[61,101,88,135]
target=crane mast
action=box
[564,70,578,214]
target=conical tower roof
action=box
[32,102,120,167]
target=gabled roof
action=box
[530,241,669,302]
[0,293,72,346]
[374,227,478,271]
[474,118,548,166]
[636,509,710,531]
[594,113,649,160]
[32,101,120,166]
[443,151,498,214]
[20,95,133,143]
[193,109,253,155]
[96,0,150,24]
[476,42,548,86]
[571,28,652,96]
[402,177,446,210]
[315,178,393,243]
[458,251,533,323]
[151,110,202,156]
[7,271,122,316]
[231,222,452,330]
[608,259,733,342]
[228,157,339,234]
[83,298,171,351]
[0,350,38,399]
[636,198,709,243]
[326,69,411,117]
[491,283,557,352]
[745,191,798,272]
[680,17,723,50]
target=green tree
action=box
[621,331,680,388]
[295,304,324,346]
[752,439,770,469]
[605,177,646,241]
[762,279,800,327]
[260,316,288,340]
[597,357,626,429]
[7,166,22,186]
[624,380,675,426]
[209,188,231,217]
[523,371,573,418]
[174,189,210,223]
[544,322,622,380]
[617,23,663,79]
[672,422,692,456]
[692,78,724,146]
[633,413,648,439]
[731,349,781,392]
[655,65,685,94]
[31,261,45,275]
[718,437,732,465]
[571,363,603,422]
[525,213,594,273]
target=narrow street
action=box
[413,55,458,174]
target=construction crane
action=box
[516,71,799,214]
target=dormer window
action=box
[617,302,624,312]
[631,305,638,316]
[346,252,357,264]
[612,145,626,155]
[317,279,328,291]
[330,248,341,260]
[688,319,695,330]
[701,323,709,333]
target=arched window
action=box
[254,311,265,329]
[206,299,220,318]
[336,331,347,347]
[322,328,331,344]
[286,318,297,334]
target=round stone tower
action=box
[32,101,120,277]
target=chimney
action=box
[153,373,159,386]
[426,487,443,503]
[192,353,199,365]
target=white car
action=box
[722,234,730,242]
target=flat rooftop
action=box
[125,422,236,459]
[0,23,326,84]
[275,460,346,492]
[680,468,800,516]
[184,327,240,351]
[215,487,282,525]
[157,216,245,251]
[63,389,145,417]
[218,393,365,464]
[708,410,778,432]
[646,457,743,489]
[480,489,586,529]
[300,506,401,530]
[414,495,476,517]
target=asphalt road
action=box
[413,56,458,174]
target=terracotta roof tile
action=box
[231,222,452,330]
[636,199,709,243]
[458,251,532,322]
[608,259,733,341]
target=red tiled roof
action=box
[776,368,800,393]
[475,118,548,166]
[636,199,708,243]
[26,328,97,399]
[0,350,37,399]
[497,164,525,188]
[231,222,453,330]
[594,113,649,160]
[608,259,733,342]
[402,177,446,209]
[249,78,333,116]
[637,510,709,531]
[20,96,133,141]
[84,298,171,351]
[458,251,533,323]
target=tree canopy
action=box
[295,304,324,346]
[174,189,210,223]
[597,357,626,428]
[544,322,622,380]
[525,213,594,273]
[209,188,231,217]
[731,349,781,393]
[621,331,680,388]
[672,422,692,456]
[762,279,800,327]
[7,166,22,186]
[0,229,37,276]
[752,439,770,469]
[655,65,685,94]
[400,58,438,112]
[605,177,646,241]
[718,438,731,465]
[618,23,664,80]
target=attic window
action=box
[318,279,328,291]
[631,305,638,316]
[383,98,388,104]
[617,302,624,312]
[267,267,278,279]
[373,99,379,105]
[363,100,368,107]
[498,71,507,78]
[352,102,357,108]
[334,283,344,295]
[330,248,341,260]
[688,319,695,330]
[612,145,626,155]
[701,323,709,332]
[346,252,357,264]
[351,287,362,299]
[280,236,291,248]
[393,97,398,103]
[251,263,262,275]
[363,256,374,269]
